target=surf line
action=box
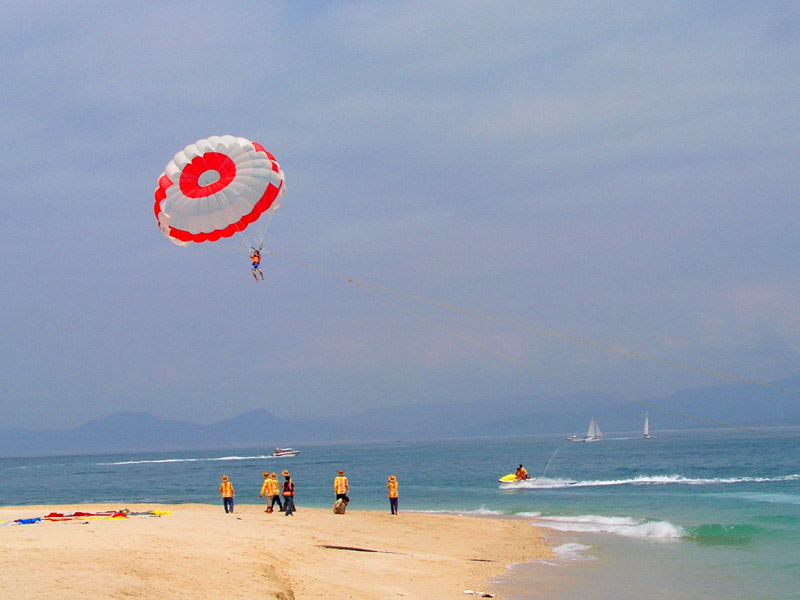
[264,251,800,442]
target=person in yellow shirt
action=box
[219,475,234,513]
[259,472,276,513]
[334,469,349,502]
[269,472,283,513]
[387,475,399,515]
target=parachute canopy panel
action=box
[154,135,285,245]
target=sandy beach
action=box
[1,503,551,599]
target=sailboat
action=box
[641,412,655,439]
[584,416,602,442]
[567,416,603,442]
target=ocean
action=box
[3,428,799,599]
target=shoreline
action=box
[1,503,552,599]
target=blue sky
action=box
[2,1,799,429]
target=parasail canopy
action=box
[154,135,285,246]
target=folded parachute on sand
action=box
[44,511,128,521]
[4,509,170,525]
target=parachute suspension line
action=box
[263,250,800,398]
[235,229,252,253]
[254,209,276,248]
[357,286,799,442]
[227,209,274,254]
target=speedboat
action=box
[269,447,300,458]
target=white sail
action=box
[642,412,654,439]
[585,417,602,441]
[567,416,604,441]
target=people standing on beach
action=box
[387,475,399,515]
[219,475,234,513]
[259,472,275,513]
[269,472,283,512]
[334,469,349,501]
[281,470,295,516]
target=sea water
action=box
[2,429,799,599]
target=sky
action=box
[2,1,799,430]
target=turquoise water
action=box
[2,429,799,599]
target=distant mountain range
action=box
[3,375,800,457]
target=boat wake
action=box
[98,454,272,466]
[499,473,800,490]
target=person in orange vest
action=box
[219,475,234,513]
[387,475,399,515]
[250,247,264,281]
[334,469,349,502]
[515,464,530,481]
[281,469,295,516]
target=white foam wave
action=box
[410,504,505,516]
[533,514,685,539]
[99,455,271,466]
[552,542,595,562]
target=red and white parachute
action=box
[154,135,285,248]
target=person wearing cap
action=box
[281,470,296,516]
[334,469,349,502]
[219,475,235,513]
[387,475,399,515]
[259,472,276,513]
[269,472,283,513]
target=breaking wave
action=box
[532,514,685,539]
